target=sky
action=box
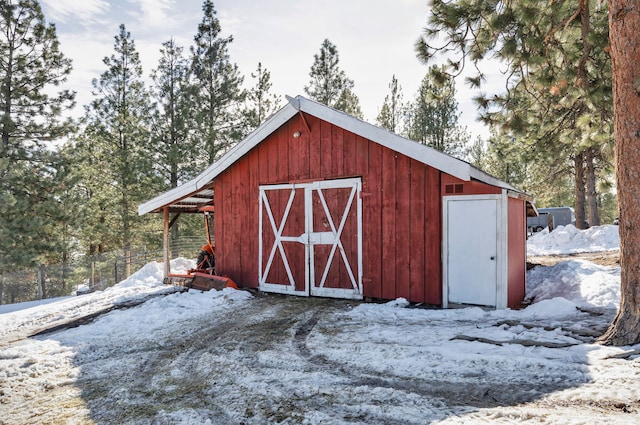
[38,0,501,141]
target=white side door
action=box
[443,195,506,308]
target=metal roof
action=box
[139,95,532,215]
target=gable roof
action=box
[139,95,530,215]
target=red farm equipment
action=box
[163,205,238,291]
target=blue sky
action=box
[39,0,498,140]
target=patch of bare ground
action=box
[528,250,620,269]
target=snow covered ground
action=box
[1,224,638,424]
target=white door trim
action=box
[442,193,508,309]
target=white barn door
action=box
[443,194,507,308]
[259,178,362,300]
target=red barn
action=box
[139,96,535,309]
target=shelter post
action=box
[163,206,170,277]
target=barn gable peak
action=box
[139,95,526,215]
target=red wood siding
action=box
[440,174,502,196]
[213,112,523,306]
[424,166,442,304]
[507,197,526,308]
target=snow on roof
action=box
[139,95,529,215]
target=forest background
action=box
[0,0,617,304]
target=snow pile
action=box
[528,224,620,255]
[526,259,620,308]
[0,258,194,342]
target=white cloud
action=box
[126,0,174,29]
[41,0,110,25]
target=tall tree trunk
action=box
[574,152,587,229]
[600,0,640,346]
[585,146,600,226]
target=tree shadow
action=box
[27,294,617,424]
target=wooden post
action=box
[37,268,43,300]
[163,206,170,277]
[125,250,131,279]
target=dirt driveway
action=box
[528,250,620,268]
[3,286,636,425]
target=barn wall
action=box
[213,112,526,307]
[214,112,444,305]
[440,174,502,196]
[507,196,526,308]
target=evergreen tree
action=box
[416,0,611,227]
[0,0,75,275]
[404,66,469,158]
[190,0,245,165]
[305,39,363,118]
[81,24,155,253]
[243,62,281,131]
[151,38,198,189]
[376,75,404,133]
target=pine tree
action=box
[243,62,281,131]
[417,0,611,227]
[376,75,404,133]
[0,0,75,274]
[81,24,155,253]
[599,0,640,346]
[151,38,198,189]
[190,0,245,165]
[62,131,121,255]
[404,66,469,158]
[305,39,363,118]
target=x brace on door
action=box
[258,178,363,299]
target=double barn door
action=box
[259,178,362,300]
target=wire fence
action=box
[0,237,203,306]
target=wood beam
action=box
[163,206,170,277]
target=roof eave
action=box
[138,103,298,215]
